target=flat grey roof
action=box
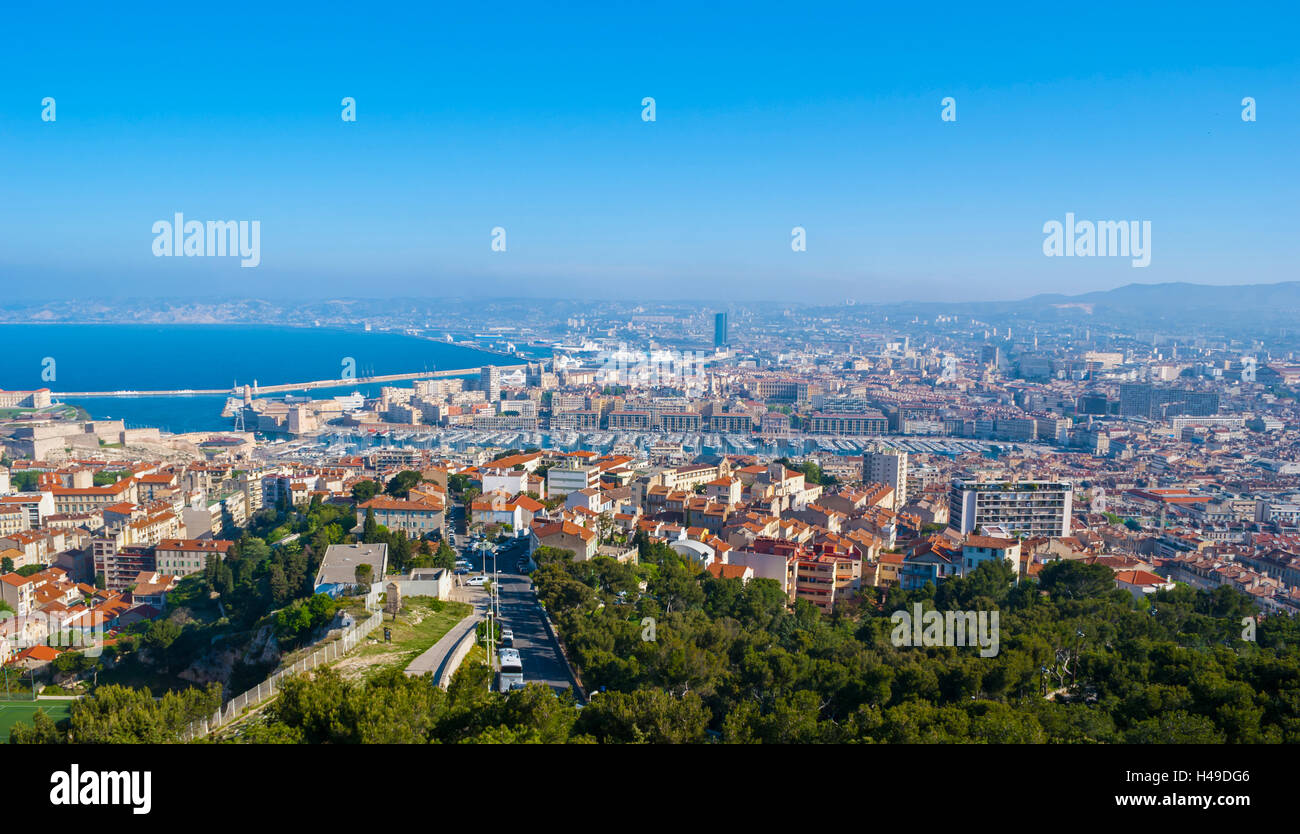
[315,543,388,586]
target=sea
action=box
[0,324,531,434]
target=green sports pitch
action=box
[0,701,72,742]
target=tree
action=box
[28,683,224,743]
[528,546,573,570]
[351,479,380,503]
[1038,560,1117,600]
[213,562,235,597]
[390,534,412,574]
[574,690,711,743]
[1125,710,1225,744]
[433,541,457,571]
[1,556,13,573]
[498,683,578,743]
[143,619,181,653]
[268,564,291,605]
[651,561,705,614]
[10,471,39,492]
[52,651,84,676]
[275,594,338,646]
[385,471,422,498]
[8,707,65,743]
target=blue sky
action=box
[1,2,1296,303]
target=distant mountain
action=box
[1017,281,1300,315]
[849,281,1300,336]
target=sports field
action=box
[0,701,73,742]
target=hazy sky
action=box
[1,3,1296,303]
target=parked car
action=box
[466,575,489,586]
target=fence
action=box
[435,614,483,688]
[178,596,383,742]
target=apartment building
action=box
[137,471,181,502]
[90,507,179,590]
[50,478,138,514]
[94,535,157,591]
[902,546,961,590]
[794,550,862,613]
[750,379,809,404]
[607,411,652,430]
[0,492,55,528]
[1035,415,1072,444]
[959,535,1022,577]
[704,477,743,506]
[0,571,37,615]
[807,411,888,435]
[632,461,732,511]
[155,538,234,578]
[0,504,29,537]
[948,479,1073,538]
[547,462,601,497]
[661,412,703,432]
[708,412,755,434]
[550,410,600,430]
[126,510,181,548]
[725,537,800,599]
[863,450,908,509]
[472,492,543,530]
[1119,383,1219,419]
[529,520,598,561]
[357,495,446,538]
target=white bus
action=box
[498,648,524,692]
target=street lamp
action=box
[485,607,493,693]
[491,549,500,620]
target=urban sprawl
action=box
[2,300,1298,744]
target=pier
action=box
[51,365,528,398]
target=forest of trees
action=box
[520,536,1300,743]
[205,537,1300,744]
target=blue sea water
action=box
[0,324,524,433]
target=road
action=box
[452,514,577,697]
[493,570,575,696]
